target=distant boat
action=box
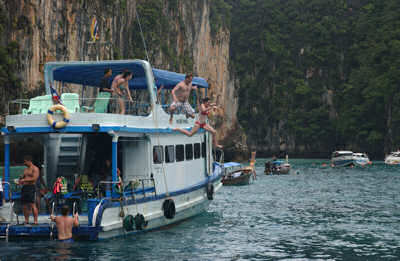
[222,162,252,186]
[353,153,371,166]
[331,151,354,167]
[265,155,291,175]
[384,151,400,165]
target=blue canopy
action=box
[223,162,242,168]
[51,61,209,89]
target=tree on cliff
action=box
[226,0,400,158]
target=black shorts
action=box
[21,185,36,204]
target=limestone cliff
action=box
[1,0,248,160]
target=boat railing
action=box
[124,178,156,198]
[7,97,152,116]
[96,178,156,199]
[96,181,123,198]
[1,181,12,202]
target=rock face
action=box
[2,0,248,160]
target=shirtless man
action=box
[169,73,197,124]
[111,70,133,115]
[19,155,39,224]
[51,205,79,242]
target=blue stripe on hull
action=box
[1,125,206,135]
[0,164,223,240]
[94,170,222,227]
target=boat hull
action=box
[353,159,369,166]
[221,173,251,186]
[265,164,291,175]
[0,175,222,240]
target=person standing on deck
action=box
[111,70,134,115]
[169,73,197,124]
[99,68,113,94]
[51,205,79,242]
[19,155,39,225]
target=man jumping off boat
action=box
[169,73,197,124]
[19,155,39,225]
[51,205,79,242]
[174,97,222,148]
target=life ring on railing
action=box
[206,183,214,200]
[162,199,176,219]
[47,104,70,129]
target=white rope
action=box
[135,8,150,63]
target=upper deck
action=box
[3,59,209,135]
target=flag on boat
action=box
[50,85,63,105]
[90,17,99,42]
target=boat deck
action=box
[0,222,100,240]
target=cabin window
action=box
[176,145,185,162]
[194,143,201,159]
[201,142,206,158]
[165,145,175,163]
[185,144,193,160]
[153,146,163,164]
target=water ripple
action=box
[2,159,400,260]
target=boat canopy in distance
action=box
[50,60,209,89]
[223,162,242,168]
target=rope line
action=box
[135,8,150,63]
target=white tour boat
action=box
[331,151,354,167]
[384,151,400,165]
[352,153,371,167]
[0,60,223,240]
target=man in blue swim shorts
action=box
[51,205,79,242]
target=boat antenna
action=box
[135,8,150,62]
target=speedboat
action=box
[353,153,371,166]
[0,60,223,241]
[384,151,400,165]
[331,151,354,167]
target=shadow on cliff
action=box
[220,123,249,162]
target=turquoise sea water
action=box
[1,159,400,260]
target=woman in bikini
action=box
[111,70,133,114]
[174,97,222,148]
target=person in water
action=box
[174,97,222,148]
[19,155,39,225]
[51,205,79,242]
[111,70,133,115]
[169,73,197,124]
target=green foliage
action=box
[0,4,22,116]
[225,0,400,157]
[210,0,232,36]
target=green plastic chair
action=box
[39,95,53,114]
[94,92,111,113]
[22,96,43,115]
[61,93,80,113]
